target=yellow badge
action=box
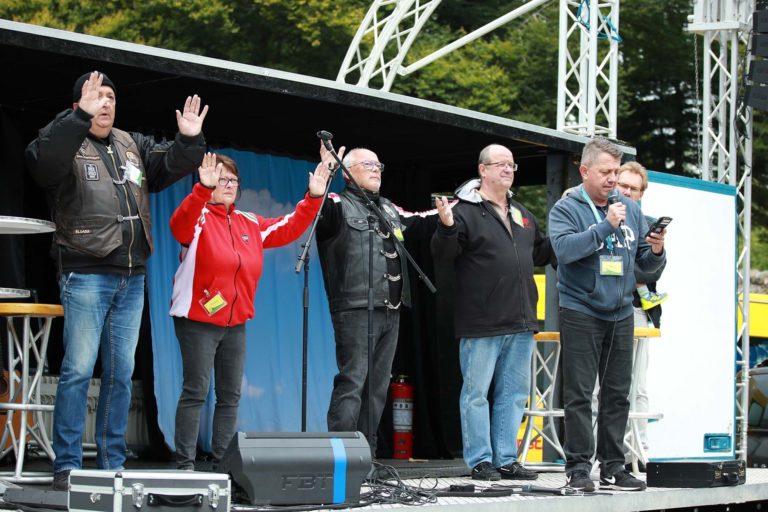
[199,289,227,316]
[599,255,624,276]
[393,227,404,241]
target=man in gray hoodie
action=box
[548,138,666,492]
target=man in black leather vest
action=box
[316,146,439,454]
[26,71,208,490]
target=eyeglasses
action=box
[352,160,386,173]
[484,161,518,172]
[218,177,240,187]
[617,182,643,193]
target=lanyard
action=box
[580,185,614,254]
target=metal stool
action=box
[518,331,565,469]
[0,303,63,483]
[625,327,663,473]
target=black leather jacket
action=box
[317,187,440,313]
[26,107,205,274]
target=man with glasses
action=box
[316,146,439,455]
[25,71,209,490]
[432,144,556,481]
[617,162,668,311]
[548,138,666,492]
[616,161,667,469]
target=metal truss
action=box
[689,0,754,461]
[337,0,554,92]
[336,0,443,90]
[338,0,617,137]
[556,0,620,138]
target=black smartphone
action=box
[431,193,454,207]
[645,216,672,238]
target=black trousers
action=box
[560,308,634,477]
[326,308,400,452]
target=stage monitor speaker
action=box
[754,9,768,33]
[746,84,768,111]
[217,431,372,506]
[750,59,768,86]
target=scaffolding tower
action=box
[689,0,754,462]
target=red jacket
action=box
[169,183,321,326]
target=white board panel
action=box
[641,172,737,460]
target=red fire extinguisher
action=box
[390,374,414,459]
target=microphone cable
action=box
[590,206,631,467]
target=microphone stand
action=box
[295,159,338,433]
[318,135,436,451]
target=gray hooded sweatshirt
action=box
[548,185,666,321]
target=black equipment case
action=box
[646,460,746,488]
[68,469,231,512]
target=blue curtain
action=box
[148,148,343,452]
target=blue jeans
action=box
[459,332,534,469]
[53,272,144,473]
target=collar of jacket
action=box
[454,178,514,205]
[345,185,380,203]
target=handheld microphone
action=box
[316,130,334,151]
[607,189,623,226]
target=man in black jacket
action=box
[432,144,556,481]
[316,145,439,455]
[26,71,208,490]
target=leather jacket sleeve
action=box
[25,108,93,190]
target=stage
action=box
[0,457,766,512]
[362,468,768,512]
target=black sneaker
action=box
[600,469,647,491]
[497,462,538,480]
[52,470,71,491]
[471,461,501,481]
[625,461,647,473]
[566,470,595,492]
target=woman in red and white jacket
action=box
[169,151,332,470]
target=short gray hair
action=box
[580,137,623,167]
[342,147,370,169]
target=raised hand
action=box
[198,152,222,189]
[319,141,345,172]
[76,71,111,116]
[436,196,454,227]
[308,160,332,197]
[176,95,209,137]
[309,162,331,197]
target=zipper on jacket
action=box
[108,144,136,273]
[491,201,530,332]
[226,212,242,327]
[511,237,530,331]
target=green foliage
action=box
[616,0,699,174]
[390,4,558,126]
[752,227,768,270]
[391,27,519,116]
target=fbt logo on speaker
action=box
[281,473,333,491]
